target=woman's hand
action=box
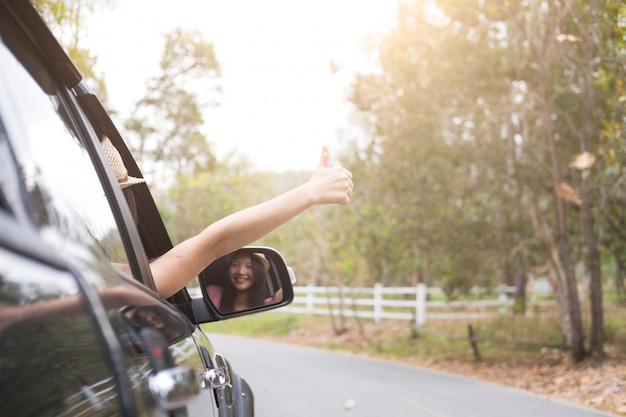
[307,146,353,205]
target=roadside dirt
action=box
[401,352,626,416]
[266,321,626,416]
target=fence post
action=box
[306,284,314,314]
[373,283,382,323]
[497,285,507,315]
[416,283,427,327]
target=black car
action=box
[0,0,295,416]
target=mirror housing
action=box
[191,247,295,322]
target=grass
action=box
[201,312,548,363]
[202,312,310,337]
[201,305,626,363]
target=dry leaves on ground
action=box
[403,354,626,416]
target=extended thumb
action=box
[318,146,330,168]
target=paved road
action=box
[208,333,617,417]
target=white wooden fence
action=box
[188,282,554,326]
[281,283,554,326]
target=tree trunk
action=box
[556,224,585,361]
[509,0,586,361]
[584,208,604,357]
[614,252,625,299]
[513,272,526,314]
[577,26,604,357]
[546,133,585,360]
[528,191,571,344]
[534,36,585,361]
[579,139,604,358]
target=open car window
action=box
[0,40,126,267]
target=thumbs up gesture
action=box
[307,146,353,205]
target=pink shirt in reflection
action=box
[206,285,272,311]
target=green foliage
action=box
[204,312,575,363]
[337,0,625,334]
[603,307,626,355]
[331,0,626,359]
[202,312,309,337]
[596,3,626,293]
[124,28,221,187]
[165,158,278,245]
[344,0,532,290]
[33,0,110,99]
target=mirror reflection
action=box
[122,305,186,349]
[200,249,283,314]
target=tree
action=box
[124,28,221,191]
[347,0,527,293]
[551,0,611,358]
[596,2,626,299]
[166,154,276,245]
[508,0,625,359]
[32,0,110,99]
[346,0,626,361]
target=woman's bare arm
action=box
[151,147,353,298]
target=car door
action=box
[0,211,128,416]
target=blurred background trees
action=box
[340,0,625,361]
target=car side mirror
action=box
[194,247,295,321]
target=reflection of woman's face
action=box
[229,253,255,292]
[137,310,164,329]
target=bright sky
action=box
[85,0,398,172]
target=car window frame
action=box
[71,85,199,312]
[73,102,159,291]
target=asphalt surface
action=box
[207,332,617,417]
